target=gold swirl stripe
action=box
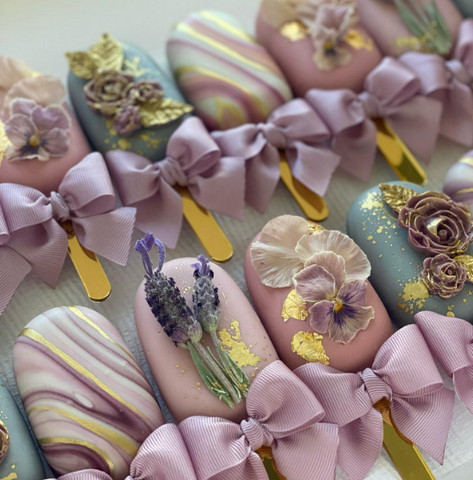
[67,307,137,364]
[28,406,138,457]
[173,65,270,118]
[19,328,146,420]
[39,437,114,475]
[456,187,473,195]
[176,23,271,73]
[459,157,473,167]
[199,11,256,43]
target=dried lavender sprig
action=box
[193,255,250,397]
[135,234,241,406]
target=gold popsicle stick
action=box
[375,399,436,480]
[279,154,330,222]
[61,222,111,302]
[257,447,287,480]
[375,119,427,186]
[175,187,233,263]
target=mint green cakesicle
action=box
[0,380,45,480]
[348,182,473,328]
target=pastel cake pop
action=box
[166,10,293,131]
[13,306,164,480]
[67,34,192,163]
[354,0,462,57]
[244,215,394,373]
[255,0,383,96]
[0,56,90,194]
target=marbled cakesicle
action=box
[167,10,293,130]
[13,306,164,480]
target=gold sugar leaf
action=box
[89,33,124,72]
[379,183,417,215]
[282,290,308,322]
[139,98,193,128]
[454,255,473,282]
[291,331,329,364]
[65,51,98,80]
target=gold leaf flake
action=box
[344,29,373,51]
[218,321,261,367]
[291,331,329,364]
[89,33,124,72]
[379,183,417,215]
[139,98,193,128]
[455,255,473,282]
[280,20,308,42]
[65,52,98,80]
[282,290,308,322]
[0,120,12,167]
[307,221,324,234]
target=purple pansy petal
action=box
[308,300,334,334]
[329,303,374,343]
[304,251,346,290]
[4,114,36,147]
[10,98,37,117]
[40,127,69,157]
[32,105,71,131]
[294,264,336,303]
[337,279,368,306]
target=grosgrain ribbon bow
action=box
[295,325,455,480]
[211,98,340,213]
[0,152,136,316]
[415,311,473,415]
[305,57,442,182]
[399,50,473,147]
[179,360,338,480]
[48,424,198,480]
[105,116,245,249]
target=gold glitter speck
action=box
[218,321,261,367]
[291,331,329,364]
[281,290,308,322]
[446,312,455,317]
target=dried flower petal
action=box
[294,264,337,303]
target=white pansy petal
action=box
[294,264,336,302]
[36,146,50,161]
[304,251,346,290]
[259,215,311,249]
[0,56,33,107]
[296,229,371,281]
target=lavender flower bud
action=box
[188,321,203,343]
[193,255,220,333]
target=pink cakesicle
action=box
[244,216,394,373]
[255,2,383,95]
[135,257,278,423]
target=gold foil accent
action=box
[307,221,324,234]
[66,33,124,79]
[344,29,373,51]
[0,474,17,480]
[200,11,257,43]
[280,21,308,41]
[291,331,329,364]
[282,289,308,322]
[454,255,473,282]
[218,320,261,367]
[139,97,193,128]
[398,278,430,313]
[459,157,473,167]
[257,446,288,480]
[39,437,114,475]
[0,419,10,464]
[19,328,146,420]
[379,183,417,215]
[28,406,138,456]
[0,120,12,167]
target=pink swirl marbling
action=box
[13,306,164,480]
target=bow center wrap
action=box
[240,417,274,451]
[358,91,384,119]
[257,122,287,149]
[159,156,188,187]
[360,368,393,405]
[49,191,71,223]
[446,59,472,86]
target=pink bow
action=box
[415,311,473,415]
[0,152,135,315]
[306,57,442,182]
[49,424,198,480]
[179,360,338,480]
[295,325,455,480]
[400,50,473,146]
[106,117,245,249]
[211,99,340,213]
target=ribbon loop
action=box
[240,417,274,451]
[49,191,71,222]
[159,156,188,187]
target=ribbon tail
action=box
[53,472,111,480]
[453,369,473,415]
[288,142,340,197]
[0,247,32,316]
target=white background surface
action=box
[1,0,473,479]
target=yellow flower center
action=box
[324,39,336,51]
[29,134,40,148]
[333,299,344,312]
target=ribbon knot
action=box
[446,59,472,86]
[159,156,188,187]
[49,191,71,222]
[357,91,383,119]
[240,417,274,451]
[360,368,392,405]
[257,122,287,149]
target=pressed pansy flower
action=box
[4,98,70,162]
